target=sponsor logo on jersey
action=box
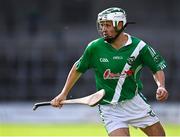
[100,58,109,62]
[103,69,134,79]
[127,56,135,65]
[113,56,123,60]
[124,70,134,76]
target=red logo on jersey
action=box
[103,69,134,79]
[124,70,134,76]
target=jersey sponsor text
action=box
[103,69,134,79]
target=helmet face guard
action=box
[97,7,127,43]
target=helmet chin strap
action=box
[104,22,135,43]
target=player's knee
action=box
[157,123,166,136]
[159,128,166,136]
[140,122,166,136]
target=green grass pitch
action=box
[0,123,180,136]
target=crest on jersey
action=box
[127,56,135,66]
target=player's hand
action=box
[156,87,168,102]
[51,93,67,108]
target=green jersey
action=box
[75,34,167,105]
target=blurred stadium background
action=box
[0,0,180,136]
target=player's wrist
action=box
[157,86,166,91]
[157,85,165,89]
[59,92,67,97]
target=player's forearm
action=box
[61,63,82,96]
[153,70,165,88]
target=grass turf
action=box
[0,123,180,136]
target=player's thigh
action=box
[109,128,130,136]
[140,122,165,136]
